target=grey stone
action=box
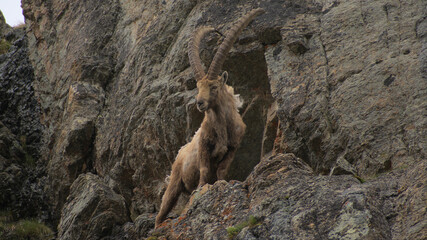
[57,173,129,240]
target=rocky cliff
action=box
[0,10,48,223]
[1,0,425,239]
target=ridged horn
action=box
[188,26,215,81]
[207,8,265,80]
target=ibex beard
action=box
[155,8,264,228]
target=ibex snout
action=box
[196,79,214,112]
[196,99,206,112]
[196,97,207,112]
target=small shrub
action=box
[226,215,260,239]
[0,39,11,55]
[248,215,258,227]
[0,213,53,240]
[227,226,240,239]
[14,220,54,239]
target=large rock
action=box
[22,0,118,222]
[154,153,425,239]
[267,0,426,177]
[57,173,129,240]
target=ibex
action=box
[155,8,264,227]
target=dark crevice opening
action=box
[224,43,275,181]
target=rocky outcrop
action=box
[21,0,119,223]
[12,0,426,239]
[57,173,129,240]
[0,11,11,39]
[153,153,426,239]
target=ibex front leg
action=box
[198,140,213,187]
[216,147,236,180]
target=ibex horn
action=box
[188,27,215,81]
[207,8,265,80]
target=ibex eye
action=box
[211,86,218,90]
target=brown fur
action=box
[155,8,263,228]
[155,76,246,227]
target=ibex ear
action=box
[221,71,228,85]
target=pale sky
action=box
[0,0,25,27]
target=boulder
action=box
[57,173,129,240]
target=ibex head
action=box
[188,8,264,112]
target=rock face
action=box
[268,0,426,178]
[0,121,48,221]
[7,0,425,239]
[0,10,42,161]
[0,12,47,221]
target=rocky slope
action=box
[1,0,425,239]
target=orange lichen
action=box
[177,215,187,222]
[221,207,233,217]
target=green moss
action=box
[353,175,366,183]
[226,215,261,239]
[0,39,11,55]
[226,226,240,239]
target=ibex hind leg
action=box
[155,172,183,228]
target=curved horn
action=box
[207,8,265,80]
[188,26,215,81]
